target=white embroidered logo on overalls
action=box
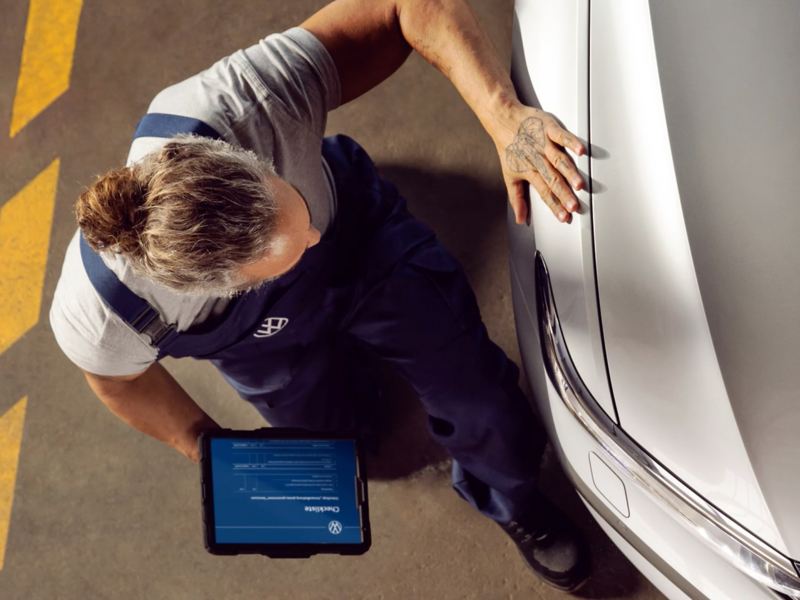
[254,317,289,338]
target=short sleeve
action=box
[143,50,265,143]
[50,303,156,376]
[47,232,159,377]
[136,27,340,160]
[239,26,342,137]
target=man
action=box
[49,0,588,591]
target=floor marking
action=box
[10,0,84,137]
[0,397,27,572]
[0,159,59,355]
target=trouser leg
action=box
[232,332,378,436]
[343,239,548,524]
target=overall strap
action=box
[79,112,223,356]
[79,235,177,348]
[133,113,222,140]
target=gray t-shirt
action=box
[48,27,341,377]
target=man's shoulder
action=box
[125,27,340,167]
[127,43,273,155]
[49,230,160,374]
[52,229,107,328]
[124,55,269,167]
[53,229,233,342]
[124,77,237,167]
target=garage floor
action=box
[0,1,664,598]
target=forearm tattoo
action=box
[505,117,546,173]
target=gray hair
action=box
[75,133,282,297]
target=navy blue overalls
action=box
[80,113,547,525]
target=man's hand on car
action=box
[491,101,586,226]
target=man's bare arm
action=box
[84,363,221,463]
[301,0,586,225]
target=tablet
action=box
[199,428,371,557]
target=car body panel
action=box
[647,0,800,558]
[589,0,787,554]
[510,0,616,420]
[583,502,692,600]
[509,0,800,595]
[507,241,778,599]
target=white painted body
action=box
[508,0,800,597]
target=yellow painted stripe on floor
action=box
[10,0,83,137]
[0,397,27,572]
[0,159,59,354]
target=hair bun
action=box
[75,165,147,255]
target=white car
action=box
[507,1,800,598]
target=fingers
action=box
[506,140,579,223]
[528,171,572,224]
[548,125,586,156]
[545,143,585,191]
[520,145,579,214]
[507,180,528,225]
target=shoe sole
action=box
[540,571,590,593]
[517,547,591,593]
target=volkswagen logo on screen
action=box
[328,520,343,535]
[253,317,289,338]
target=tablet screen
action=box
[209,438,363,545]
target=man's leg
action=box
[341,236,590,591]
[228,331,375,436]
[342,238,547,525]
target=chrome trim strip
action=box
[534,251,800,598]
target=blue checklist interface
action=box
[210,438,362,544]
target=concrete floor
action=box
[0,1,664,598]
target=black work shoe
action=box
[501,494,591,592]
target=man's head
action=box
[76,134,321,298]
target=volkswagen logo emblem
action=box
[253,317,289,338]
[328,520,343,535]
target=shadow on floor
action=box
[375,163,508,277]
